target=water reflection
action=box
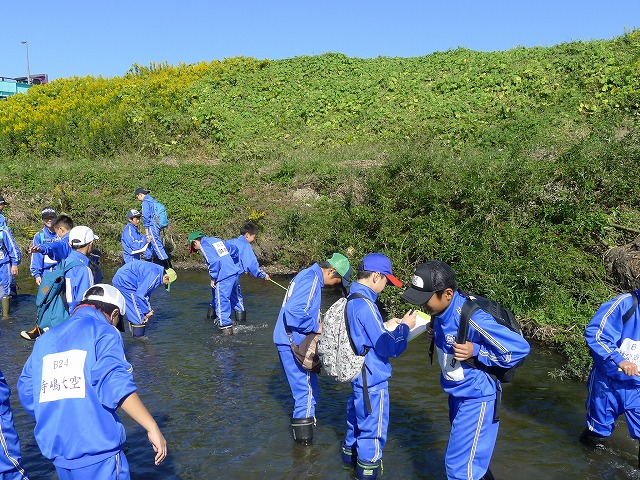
[1,270,640,479]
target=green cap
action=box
[188,231,206,243]
[165,268,177,291]
[327,252,350,278]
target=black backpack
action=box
[453,292,525,383]
[622,290,639,325]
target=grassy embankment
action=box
[1,31,640,377]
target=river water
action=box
[2,270,640,479]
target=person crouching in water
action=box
[112,261,177,333]
[402,261,529,480]
[188,231,242,335]
[18,284,167,479]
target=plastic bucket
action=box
[130,323,146,337]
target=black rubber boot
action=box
[219,325,233,336]
[341,441,357,467]
[235,310,246,323]
[579,428,606,449]
[291,417,314,445]
[207,305,216,320]
[355,459,381,479]
[480,467,496,480]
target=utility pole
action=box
[21,40,31,84]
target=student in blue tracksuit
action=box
[30,207,59,285]
[30,215,74,263]
[0,196,7,227]
[273,253,350,445]
[402,261,530,480]
[0,369,29,480]
[581,289,640,452]
[121,209,151,263]
[18,284,167,480]
[135,188,169,268]
[342,253,416,479]
[227,222,271,322]
[22,216,76,341]
[189,231,242,334]
[0,222,21,302]
[112,261,176,327]
[63,226,98,314]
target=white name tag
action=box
[213,241,229,257]
[619,339,640,366]
[40,350,87,403]
[437,346,465,381]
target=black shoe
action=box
[579,428,606,449]
[219,326,233,336]
[21,325,42,341]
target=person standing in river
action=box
[135,188,170,268]
[188,231,242,335]
[581,289,640,457]
[226,222,271,322]
[402,260,530,480]
[341,253,416,480]
[18,284,167,479]
[0,369,29,480]
[272,253,350,446]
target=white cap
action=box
[69,226,99,247]
[82,284,126,316]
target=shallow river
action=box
[2,270,640,479]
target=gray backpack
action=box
[318,293,369,382]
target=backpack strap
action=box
[451,295,480,368]
[345,292,373,414]
[623,290,639,324]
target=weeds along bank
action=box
[0,32,639,376]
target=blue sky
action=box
[3,1,639,81]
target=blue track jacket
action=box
[112,262,164,324]
[18,306,136,469]
[227,235,267,278]
[199,237,241,282]
[120,223,148,263]
[30,227,59,278]
[0,226,21,268]
[585,290,640,383]
[273,263,323,349]
[433,290,530,400]
[347,282,410,388]
[64,251,94,313]
[39,233,71,262]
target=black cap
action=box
[134,188,150,197]
[0,196,9,206]
[401,260,457,305]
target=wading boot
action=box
[2,295,10,318]
[480,467,496,480]
[207,305,216,320]
[579,428,606,450]
[341,441,357,468]
[355,459,381,479]
[235,310,246,323]
[219,325,233,336]
[291,417,315,445]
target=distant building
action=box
[0,74,47,99]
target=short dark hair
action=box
[240,222,259,236]
[357,269,375,281]
[319,260,342,279]
[54,215,74,231]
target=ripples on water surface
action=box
[2,270,640,479]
